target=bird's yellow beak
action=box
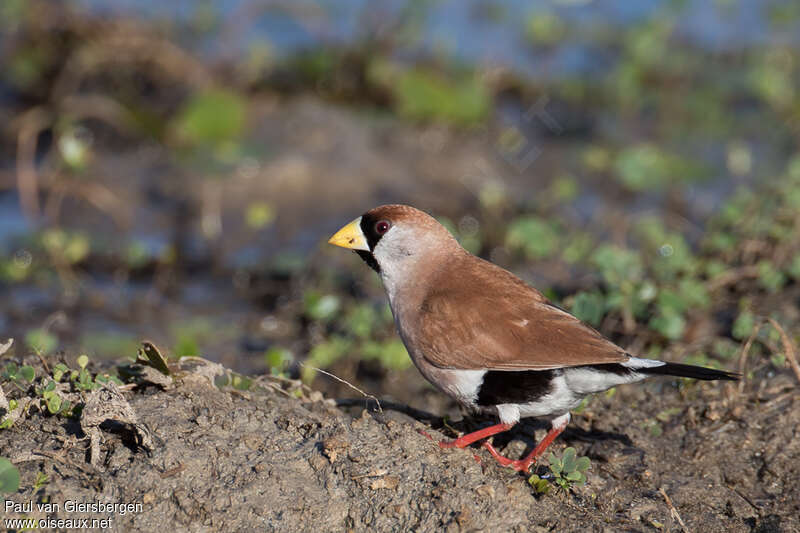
[328,217,370,251]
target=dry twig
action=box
[659,487,689,533]
[766,318,800,386]
[737,324,762,394]
[299,362,382,413]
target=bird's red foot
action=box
[480,418,568,473]
[481,441,536,472]
[437,423,515,449]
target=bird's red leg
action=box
[480,415,570,472]
[438,422,515,449]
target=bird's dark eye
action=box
[374,220,391,235]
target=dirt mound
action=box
[1,354,798,532]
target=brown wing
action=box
[415,257,629,371]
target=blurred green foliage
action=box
[368,59,490,125]
[506,217,560,260]
[174,89,246,147]
[525,10,566,47]
[303,294,410,383]
[2,0,799,383]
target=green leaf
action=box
[561,447,577,472]
[575,456,591,472]
[566,471,583,481]
[46,394,61,414]
[3,362,18,378]
[19,365,34,382]
[52,363,69,382]
[548,452,562,475]
[76,354,89,370]
[0,457,20,493]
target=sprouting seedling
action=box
[71,355,97,392]
[69,354,122,391]
[0,400,19,429]
[33,471,49,491]
[35,380,72,416]
[529,447,591,493]
[52,363,69,382]
[1,362,35,391]
[547,447,591,491]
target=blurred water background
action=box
[1,0,799,404]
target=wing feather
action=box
[414,258,628,371]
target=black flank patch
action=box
[477,370,557,406]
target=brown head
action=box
[328,204,463,297]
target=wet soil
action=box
[2,355,797,532]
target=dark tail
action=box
[640,362,740,381]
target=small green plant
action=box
[0,399,19,429]
[52,363,69,382]
[1,362,35,391]
[534,447,591,493]
[64,353,119,391]
[33,471,48,491]
[35,380,72,416]
[71,355,98,392]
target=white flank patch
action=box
[445,369,487,403]
[496,404,521,425]
[516,374,582,419]
[565,367,643,394]
[622,357,667,369]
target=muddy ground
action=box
[1,353,797,533]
